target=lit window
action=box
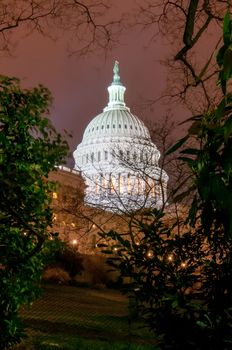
[137,176,141,194]
[128,174,131,194]
[52,192,58,199]
[103,175,107,188]
[96,180,99,194]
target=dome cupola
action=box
[104,61,127,111]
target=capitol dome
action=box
[73,61,168,212]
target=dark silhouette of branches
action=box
[0,0,122,55]
[135,0,229,111]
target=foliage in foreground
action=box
[0,76,68,348]
[103,11,232,350]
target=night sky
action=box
[0,1,190,156]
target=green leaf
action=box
[178,156,195,166]
[217,45,226,67]
[215,98,225,120]
[223,46,232,81]
[180,148,199,155]
[223,11,232,46]
[224,115,232,141]
[165,135,189,156]
[187,195,198,227]
[188,120,201,135]
[198,49,215,80]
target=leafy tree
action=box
[0,75,68,348]
[103,10,232,350]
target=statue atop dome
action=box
[112,60,121,85]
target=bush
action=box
[53,245,84,278]
[43,267,71,285]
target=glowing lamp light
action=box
[72,239,77,245]
[147,251,153,258]
[52,192,58,199]
[113,247,118,252]
[168,255,173,261]
[181,262,186,268]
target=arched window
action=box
[118,173,122,194]
[128,173,131,194]
[96,178,99,194]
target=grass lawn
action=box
[16,284,157,350]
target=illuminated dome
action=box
[82,109,150,142]
[73,61,168,211]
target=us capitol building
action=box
[49,62,169,259]
[73,61,168,212]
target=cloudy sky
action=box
[0,1,194,155]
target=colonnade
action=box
[86,173,165,200]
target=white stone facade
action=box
[73,62,168,212]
